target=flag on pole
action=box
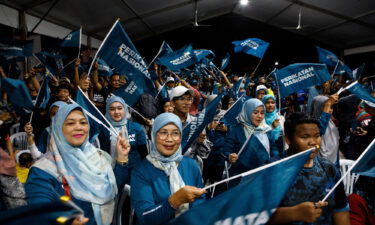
[221,96,250,126]
[0,37,33,60]
[182,94,223,153]
[275,63,331,98]
[158,44,198,71]
[60,29,81,48]
[229,77,244,99]
[89,20,156,102]
[34,76,51,109]
[351,139,375,177]
[220,52,230,70]
[96,58,113,76]
[34,51,65,76]
[345,81,375,104]
[151,41,174,67]
[352,64,365,80]
[232,38,269,59]
[316,46,353,78]
[193,49,215,62]
[1,77,35,113]
[168,149,312,225]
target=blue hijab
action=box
[105,95,129,128]
[50,103,117,225]
[149,113,183,164]
[237,98,271,138]
[262,94,278,125]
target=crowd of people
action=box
[0,45,375,225]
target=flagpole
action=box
[75,87,119,136]
[78,27,82,59]
[147,41,165,69]
[331,61,340,78]
[125,103,148,121]
[252,57,263,75]
[87,19,120,76]
[204,147,316,191]
[155,82,166,99]
[216,95,244,122]
[336,80,357,95]
[322,138,375,202]
[29,75,49,123]
[69,98,118,137]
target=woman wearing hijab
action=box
[131,113,205,225]
[262,95,286,152]
[25,103,130,225]
[101,95,148,172]
[221,98,280,186]
[311,94,339,164]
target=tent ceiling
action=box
[2,0,375,49]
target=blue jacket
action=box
[100,120,147,169]
[221,123,280,177]
[131,157,205,225]
[25,163,129,225]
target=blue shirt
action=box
[25,163,129,225]
[280,156,349,225]
[130,157,205,225]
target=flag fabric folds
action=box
[193,49,215,62]
[182,94,223,153]
[0,37,33,59]
[152,41,174,66]
[60,29,81,48]
[91,20,156,104]
[158,44,198,71]
[346,81,375,104]
[221,96,250,126]
[232,38,269,59]
[220,52,230,70]
[316,46,353,78]
[1,77,34,112]
[34,76,51,109]
[351,139,375,177]
[275,63,331,98]
[168,150,312,225]
[96,58,113,76]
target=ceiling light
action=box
[240,0,249,6]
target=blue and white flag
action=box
[158,44,197,71]
[220,52,230,70]
[351,139,375,177]
[152,41,173,66]
[168,149,312,225]
[34,76,50,109]
[335,61,353,79]
[232,38,269,59]
[182,94,223,153]
[275,63,331,98]
[96,58,113,76]
[90,20,156,103]
[35,51,65,76]
[0,37,33,60]
[346,81,375,104]
[229,77,244,99]
[60,29,81,48]
[221,96,250,126]
[316,46,339,67]
[113,80,145,106]
[352,64,365,80]
[156,83,169,102]
[1,77,34,113]
[194,49,215,62]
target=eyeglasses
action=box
[157,131,181,140]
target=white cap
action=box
[170,86,194,101]
[256,84,268,93]
[166,77,175,83]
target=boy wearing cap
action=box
[170,86,196,129]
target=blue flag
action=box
[152,41,174,66]
[193,49,215,62]
[220,52,230,70]
[169,150,312,225]
[1,77,34,112]
[75,88,110,142]
[316,46,339,67]
[0,37,33,59]
[221,96,250,126]
[60,29,81,48]
[92,20,156,102]
[96,58,113,76]
[182,94,223,153]
[351,139,375,177]
[158,44,198,71]
[275,63,331,98]
[352,64,365,80]
[35,51,65,76]
[229,77,244,99]
[346,82,375,104]
[34,76,50,109]
[156,83,169,102]
[232,38,269,59]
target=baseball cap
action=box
[166,77,175,83]
[170,86,194,101]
